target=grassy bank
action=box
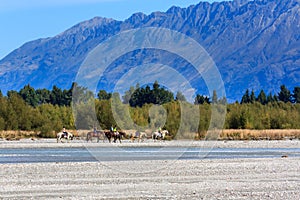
[1,129,300,141]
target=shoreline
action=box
[0,138,299,149]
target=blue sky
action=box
[0,0,221,59]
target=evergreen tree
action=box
[128,81,173,107]
[241,89,250,104]
[267,92,274,103]
[194,94,210,105]
[278,85,291,103]
[50,85,64,106]
[19,84,39,107]
[36,89,51,104]
[97,90,112,100]
[292,86,300,103]
[257,90,267,105]
[250,90,256,103]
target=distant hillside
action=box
[0,0,299,101]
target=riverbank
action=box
[0,138,299,149]
[0,140,299,199]
[0,157,299,199]
[1,129,300,141]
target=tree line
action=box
[240,85,300,104]
[0,83,300,138]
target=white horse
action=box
[130,131,148,142]
[57,132,74,143]
[152,130,169,141]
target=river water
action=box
[0,147,299,163]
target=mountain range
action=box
[0,0,299,101]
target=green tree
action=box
[257,90,267,105]
[7,93,33,130]
[292,86,300,103]
[241,89,250,104]
[250,90,256,103]
[36,88,51,104]
[97,90,112,100]
[194,94,210,105]
[50,85,64,106]
[267,92,275,103]
[278,85,291,103]
[19,84,39,107]
[129,81,174,107]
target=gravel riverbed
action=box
[0,140,299,199]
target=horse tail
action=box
[86,132,90,142]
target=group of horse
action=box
[56,129,169,143]
[86,130,126,143]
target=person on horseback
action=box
[114,126,119,136]
[158,127,162,138]
[62,127,68,138]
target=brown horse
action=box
[86,130,105,143]
[104,131,126,143]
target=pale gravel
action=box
[0,140,299,199]
[0,138,300,149]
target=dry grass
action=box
[220,129,300,140]
[0,130,39,140]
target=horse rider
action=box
[62,127,68,138]
[158,127,162,137]
[114,126,119,136]
[110,125,114,132]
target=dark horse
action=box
[86,130,105,143]
[104,131,126,143]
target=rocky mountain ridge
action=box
[0,0,299,101]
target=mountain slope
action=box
[0,0,299,101]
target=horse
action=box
[104,131,126,143]
[86,130,105,143]
[152,130,169,141]
[57,132,74,143]
[130,131,148,142]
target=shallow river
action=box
[0,147,299,163]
